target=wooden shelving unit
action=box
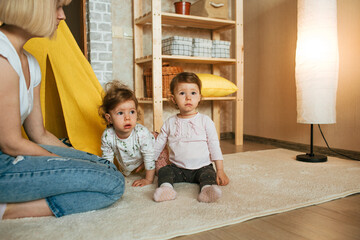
[136,55,236,64]
[135,11,236,30]
[133,0,244,145]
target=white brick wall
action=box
[88,0,113,84]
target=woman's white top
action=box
[0,31,41,125]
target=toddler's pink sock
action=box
[198,185,222,203]
[153,183,177,202]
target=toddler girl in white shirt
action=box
[153,72,230,203]
[99,81,155,187]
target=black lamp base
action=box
[296,124,328,163]
[296,153,327,163]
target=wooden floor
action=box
[175,139,360,240]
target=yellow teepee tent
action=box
[24,21,106,156]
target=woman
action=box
[0,0,124,219]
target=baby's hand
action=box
[216,170,230,186]
[132,178,152,187]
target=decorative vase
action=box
[174,1,191,15]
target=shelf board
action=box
[137,96,236,104]
[135,12,235,31]
[135,55,236,65]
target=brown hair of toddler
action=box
[99,80,139,126]
[169,72,202,109]
[170,72,202,95]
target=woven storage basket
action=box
[143,63,183,98]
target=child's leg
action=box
[153,165,183,202]
[195,165,222,203]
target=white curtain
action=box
[295,0,339,124]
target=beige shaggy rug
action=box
[1,148,360,240]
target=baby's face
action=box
[172,83,201,117]
[106,100,137,139]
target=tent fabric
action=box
[24,21,106,156]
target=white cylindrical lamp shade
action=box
[295,0,339,124]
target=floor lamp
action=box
[295,0,339,162]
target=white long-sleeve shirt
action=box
[154,113,223,170]
[101,124,155,176]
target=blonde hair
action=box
[0,0,72,37]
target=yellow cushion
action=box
[196,73,238,97]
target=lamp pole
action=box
[296,124,327,163]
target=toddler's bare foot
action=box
[198,185,222,203]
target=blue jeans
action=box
[0,145,125,217]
